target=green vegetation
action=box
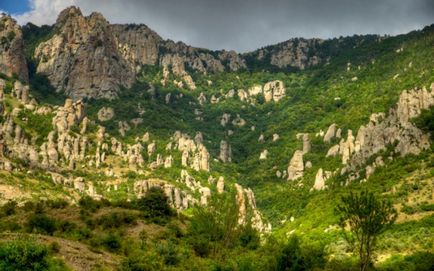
[336,191,398,271]
[0,239,67,271]
[2,20,432,270]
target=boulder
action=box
[97,107,114,121]
[287,150,304,181]
[323,123,337,143]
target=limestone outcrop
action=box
[235,183,271,233]
[287,150,304,181]
[0,15,28,82]
[97,107,114,121]
[244,38,323,70]
[35,7,135,99]
[219,140,232,163]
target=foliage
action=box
[27,214,58,235]
[135,187,173,223]
[1,200,17,216]
[336,191,398,271]
[0,239,65,271]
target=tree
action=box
[136,187,173,222]
[336,190,397,271]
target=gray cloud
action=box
[12,0,434,52]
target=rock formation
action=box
[0,15,28,82]
[35,7,135,99]
[97,107,114,121]
[287,150,304,181]
[219,140,232,163]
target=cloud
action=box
[10,0,434,52]
[13,0,76,26]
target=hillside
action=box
[0,7,433,271]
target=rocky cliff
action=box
[0,15,28,82]
[28,6,344,99]
[245,38,324,70]
[34,7,135,100]
[32,7,248,99]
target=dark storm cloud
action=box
[12,0,434,52]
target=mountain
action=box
[0,6,433,271]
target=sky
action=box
[0,0,433,52]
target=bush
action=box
[97,212,137,229]
[27,214,58,235]
[277,235,306,271]
[135,187,173,222]
[120,253,158,271]
[0,240,49,271]
[378,251,434,271]
[239,224,260,249]
[78,196,108,212]
[1,200,17,216]
[102,233,122,252]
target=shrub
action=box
[239,224,260,249]
[46,199,68,209]
[0,240,49,271]
[27,214,57,235]
[1,200,17,216]
[277,235,306,271]
[135,187,173,222]
[102,233,122,252]
[97,212,137,229]
[120,253,158,271]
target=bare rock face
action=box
[0,15,28,82]
[323,123,337,143]
[111,24,162,69]
[216,177,225,194]
[245,38,323,70]
[344,85,434,174]
[312,168,331,191]
[263,80,286,102]
[287,150,304,181]
[35,7,135,100]
[219,140,232,163]
[235,183,271,233]
[296,133,311,154]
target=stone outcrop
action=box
[287,150,304,181]
[235,184,271,233]
[134,178,195,211]
[323,123,337,143]
[244,38,323,70]
[174,131,210,172]
[263,80,286,102]
[0,15,28,82]
[341,85,434,178]
[97,107,114,121]
[35,7,135,100]
[219,140,232,163]
[243,81,286,103]
[296,133,311,154]
[312,168,331,191]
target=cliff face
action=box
[32,7,248,99]
[24,6,352,99]
[0,15,28,82]
[245,38,324,70]
[34,7,135,100]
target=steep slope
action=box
[0,15,28,82]
[34,7,135,100]
[0,7,433,270]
